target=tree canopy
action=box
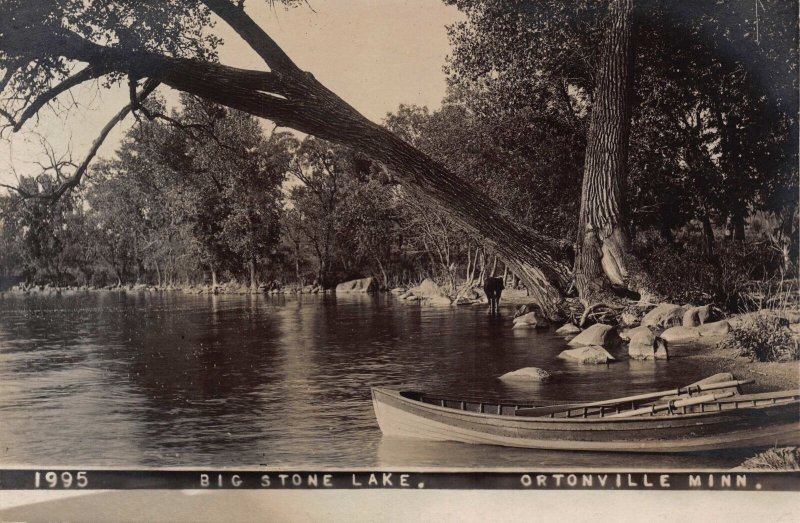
[0,1,796,316]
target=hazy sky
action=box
[0,0,464,186]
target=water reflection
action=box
[0,292,733,468]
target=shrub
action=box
[632,232,785,309]
[740,447,800,470]
[717,314,800,362]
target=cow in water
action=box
[483,276,505,313]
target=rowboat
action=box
[371,381,800,453]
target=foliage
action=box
[0,0,797,301]
[718,314,799,362]
[0,95,293,288]
[740,447,800,470]
[633,231,788,307]
[445,0,798,245]
[0,175,83,284]
[0,0,221,129]
[178,95,296,285]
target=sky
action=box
[0,0,464,187]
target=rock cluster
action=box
[398,278,453,306]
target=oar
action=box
[606,391,736,419]
[514,379,753,417]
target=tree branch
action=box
[200,0,302,76]
[8,79,160,202]
[12,64,108,131]
[0,58,24,93]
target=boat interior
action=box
[400,389,800,420]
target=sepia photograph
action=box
[0,0,798,520]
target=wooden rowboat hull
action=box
[371,388,800,453]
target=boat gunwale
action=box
[371,387,800,425]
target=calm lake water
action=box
[0,292,753,469]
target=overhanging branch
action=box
[201,0,302,76]
[12,64,108,131]
[5,79,160,203]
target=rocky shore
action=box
[506,299,800,393]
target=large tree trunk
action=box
[3,5,572,317]
[574,0,644,305]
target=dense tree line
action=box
[0,1,796,311]
[0,97,524,291]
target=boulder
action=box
[498,367,551,382]
[390,287,406,295]
[698,320,731,338]
[410,278,448,299]
[557,346,615,364]
[618,326,641,342]
[682,304,720,327]
[336,277,377,293]
[660,320,730,344]
[567,323,621,348]
[513,302,548,319]
[627,326,668,361]
[555,323,582,336]
[660,325,701,343]
[619,303,656,327]
[642,303,686,330]
[512,311,550,329]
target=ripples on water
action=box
[0,292,750,468]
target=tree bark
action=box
[574,0,643,305]
[700,212,715,256]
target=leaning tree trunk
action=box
[574,0,646,305]
[4,2,572,317]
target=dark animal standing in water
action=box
[483,277,505,313]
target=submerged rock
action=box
[425,296,453,307]
[557,346,615,364]
[567,323,621,348]
[642,303,685,330]
[512,311,550,329]
[498,367,551,382]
